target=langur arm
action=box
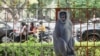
[54,23,61,38]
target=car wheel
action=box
[88,35,99,41]
[1,36,11,43]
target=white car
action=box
[75,18,100,41]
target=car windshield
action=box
[91,20,100,23]
[0,22,11,29]
[88,18,100,24]
[0,24,5,28]
[89,18,100,22]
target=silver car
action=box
[76,18,100,41]
[0,22,13,43]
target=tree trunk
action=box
[38,8,43,19]
[37,0,43,19]
[1,0,28,21]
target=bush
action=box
[75,42,100,56]
[0,35,54,56]
[0,43,54,56]
[0,36,100,56]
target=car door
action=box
[0,22,12,37]
[0,23,7,37]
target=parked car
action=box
[0,22,14,43]
[76,18,100,41]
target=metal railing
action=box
[0,7,100,56]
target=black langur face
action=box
[60,12,67,21]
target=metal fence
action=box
[0,5,100,56]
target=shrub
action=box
[0,43,54,56]
[0,36,100,56]
[0,35,54,56]
[75,42,100,56]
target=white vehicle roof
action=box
[88,18,100,22]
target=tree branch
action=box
[1,0,10,7]
[1,0,13,14]
[19,0,28,9]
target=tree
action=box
[0,0,28,21]
[69,0,100,22]
[26,0,100,21]
[28,0,53,19]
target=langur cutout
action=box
[53,9,75,56]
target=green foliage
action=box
[70,0,100,8]
[59,0,67,8]
[75,46,100,56]
[69,0,100,21]
[27,0,53,17]
[38,0,53,7]
[26,35,38,43]
[0,45,54,56]
[27,3,37,15]
[0,36,53,56]
[0,0,1,6]
[27,0,100,21]
[0,40,100,56]
[75,42,100,56]
[1,36,100,56]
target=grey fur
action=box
[53,10,75,56]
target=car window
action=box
[0,23,11,29]
[92,20,100,23]
[0,24,6,28]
